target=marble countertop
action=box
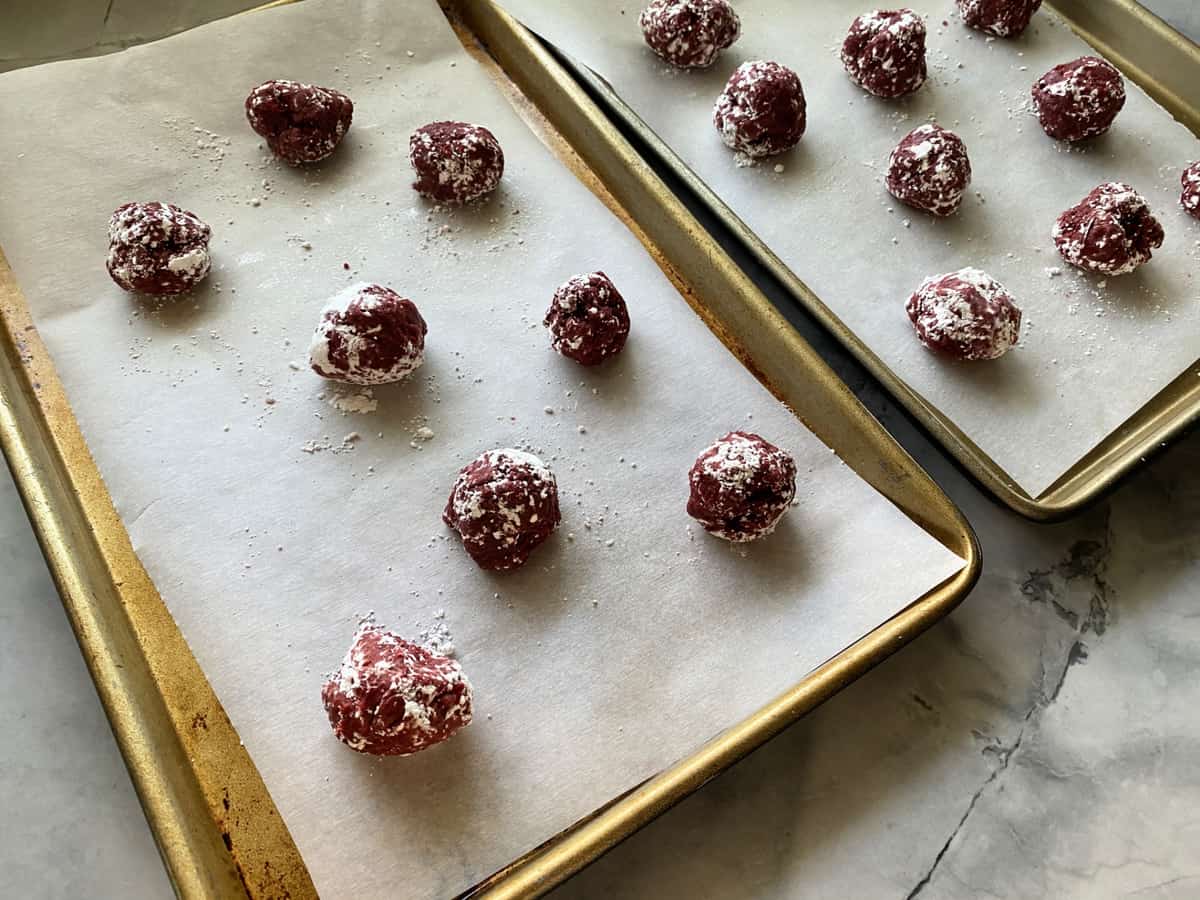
[2,2,1198,897]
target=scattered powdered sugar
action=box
[300,433,360,455]
[417,609,455,657]
[325,388,378,414]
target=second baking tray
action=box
[505,0,1200,522]
[0,1,978,897]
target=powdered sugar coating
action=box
[309,282,427,385]
[1032,56,1125,142]
[245,79,353,164]
[1181,161,1200,220]
[956,0,1042,37]
[544,271,631,366]
[841,9,928,99]
[713,60,807,159]
[886,123,972,217]
[106,201,212,296]
[1053,182,1164,276]
[443,449,561,572]
[321,623,472,756]
[906,268,1022,360]
[686,431,797,542]
[410,121,504,206]
[639,0,741,69]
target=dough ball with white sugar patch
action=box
[957,0,1042,37]
[906,268,1021,360]
[713,60,807,158]
[244,79,353,164]
[322,623,472,756]
[1032,56,1125,142]
[639,0,741,69]
[309,283,427,385]
[106,202,211,296]
[841,9,928,99]
[544,271,631,366]
[409,121,504,205]
[1053,182,1163,276]
[443,449,561,571]
[1178,161,1200,220]
[686,432,797,542]
[886,123,972,217]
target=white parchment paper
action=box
[498,0,1200,497]
[0,1,963,896]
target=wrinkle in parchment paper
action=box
[498,0,1200,497]
[0,1,962,896]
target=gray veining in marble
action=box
[1,1,1198,897]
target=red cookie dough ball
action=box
[321,623,473,756]
[543,272,631,366]
[309,283,427,385]
[886,123,972,217]
[686,432,797,543]
[410,121,505,206]
[713,61,807,158]
[638,0,741,69]
[245,79,353,165]
[906,268,1021,360]
[1053,182,1164,276]
[106,202,212,296]
[1181,161,1200,220]
[1031,56,1125,142]
[444,449,561,572]
[841,9,928,99]
[956,0,1042,37]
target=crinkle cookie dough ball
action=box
[841,9,928,99]
[321,623,473,756]
[687,431,797,542]
[886,123,972,216]
[244,79,353,164]
[443,449,561,571]
[106,201,212,296]
[713,60,807,158]
[639,0,741,69]
[1032,56,1125,142]
[906,268,1022,361]
[1181,161,1200,220]
[410,121,505,205]
[544,271,631,366]
[956,0,1042,37]
[309,283,427,385]
[1053,182,1164,276]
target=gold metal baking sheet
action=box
[523,0,1200,522]
[0,2,979,897]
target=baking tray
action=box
[517,0,1200,522]
[0,2,979,898]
